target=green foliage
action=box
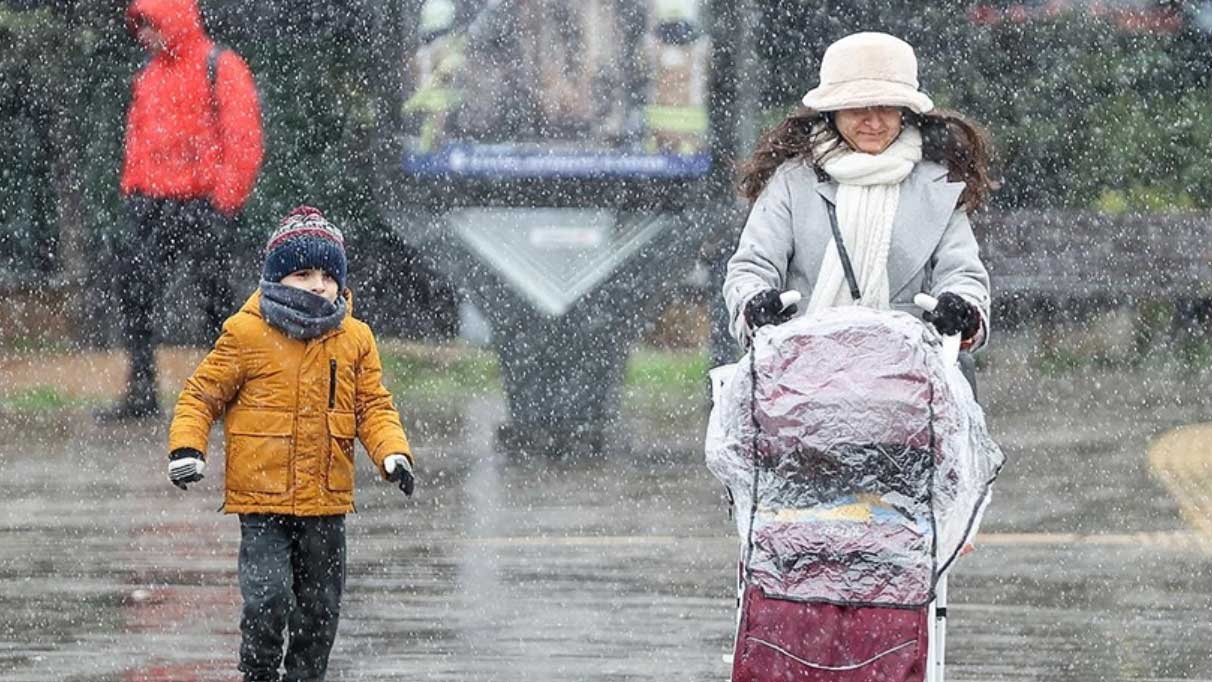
[0,3,133,275]
[9,1,1212,284]
[376,343,708,404]
[625,347,708,395]
[1093,187,1197,214]
[621,347,709,426]
[941,12,1212,210]
[380,344,500,398]
[0,1,411,281]
[201,0,406,243]
[754,3,1212,211]
[0,386,81,412]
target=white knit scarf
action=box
[806,125,922,314]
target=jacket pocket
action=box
[225,409,293,494]
[326,411,357,492]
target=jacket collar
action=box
[813,161,964,297]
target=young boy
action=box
[166,205,415,682]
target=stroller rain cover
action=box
[707,307,1004,607]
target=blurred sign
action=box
[448,208,675,316]
[402,0,710,179]
[528,225,605,249]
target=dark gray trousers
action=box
[958,350,978,400]
[116,196,236,409]
[238,514,346,682]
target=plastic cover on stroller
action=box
[707,307,1004,607]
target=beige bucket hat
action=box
[801,32,934,114]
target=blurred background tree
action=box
[1,1,132,280]
[3,0,1212,342]
[0,0,456,344]
[750,0,1212,211]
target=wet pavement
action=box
[2,335,1212,681]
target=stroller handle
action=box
[913,293,940,313]
[778,290,802,310]
[913,294,962,366]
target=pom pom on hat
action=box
[262,206,347,288]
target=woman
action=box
[720,34,994,679]
[723,31,993,350]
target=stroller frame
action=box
[722,302,972,682]
[926,575,947,682]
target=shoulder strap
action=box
[206,44,226,121]
[825,201,862,302]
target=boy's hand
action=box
[384,455,414,497]
[169,448,206,490]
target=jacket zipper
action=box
[328,359,337,410]
[327,356,352,512]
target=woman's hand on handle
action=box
[915,293,965,365]
[919,292,981,340]
[743,289,801,336]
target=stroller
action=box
[706,302,1003,682]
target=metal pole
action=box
[734,0,762,167]
[705,0,763,371]
[369,0,424,224]
[928,573,948,682]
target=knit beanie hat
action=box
[262,206,347,289]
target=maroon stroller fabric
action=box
[732,585,927,682]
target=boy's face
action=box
[280,268,339,304]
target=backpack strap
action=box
[206,44,226,121]
[825,200,863,303]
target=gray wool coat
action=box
[723,159,991,348]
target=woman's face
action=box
[833,106,904,154]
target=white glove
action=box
[169,449,206,490]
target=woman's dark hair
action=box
[736,107,996,211]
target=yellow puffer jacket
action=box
[169,289,412,515]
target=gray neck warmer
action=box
[259,281,347,340]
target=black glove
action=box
[384,454,415,496]
[744,289,797,333]
[922,292,981,339]
[168,448,206,490]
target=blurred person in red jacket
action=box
[101,0,263,421]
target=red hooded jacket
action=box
[121,0,263,215]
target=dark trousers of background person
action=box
[113,195,236,415]
[238,514,347,682]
